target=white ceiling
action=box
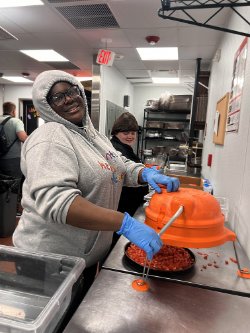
[0,0,247,87]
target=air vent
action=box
[56,4,119,29]
[0,26,18,40]
[43,61,80,70]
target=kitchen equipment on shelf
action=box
[144,156,157,168]
[145,188,236,248]
[144,154,166,169]
[152,146,167,155]
[190,142,203,161]
[162,134,176,140]
[143,149,153,156]
[158,91,174,110]
[146,121,165,129]
[146,130,162,138]
[169,147,179,156]
[168,95,192,111]
[145,99,159,110]
[178,144,191,158]
[175,131,189,142]
[141,104,191,163]
[164,122,185,130]
[154,154,166,168]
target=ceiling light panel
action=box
[152,77,180,84]
[2,76,33,83]
[136,47,178,61]
[0,0,43,7]
[75,77,92,81]
[20,50,69,62]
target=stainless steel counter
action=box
[103,207,250,297]
[64,269,250,333]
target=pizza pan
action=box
[124,242,196,276]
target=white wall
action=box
[133,85,192,126]
[0,84,32,117]
[100,65,134,134]
[202,8,250,258]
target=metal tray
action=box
[124,242,196,276]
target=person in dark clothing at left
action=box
[110,112,149,216]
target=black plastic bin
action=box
[0,174,21,237]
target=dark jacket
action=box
[110,135,148,216]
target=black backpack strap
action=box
[6,137,18,151]
[0,116,18,157]
[0,116,12,126]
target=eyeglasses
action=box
[48,85,81,106]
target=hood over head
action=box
[32,70,94,134]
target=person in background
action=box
[110,112,149,249]
[110,112,148,216]
[0,102,28,178]
[12,70,179,316]
[0,102,28,215]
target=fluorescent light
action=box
[75,77,92,82]
[136,47,178,60]
[20,50,69,62]
[2,76,33,83]
[152,77,180,84]
[0,0,43,7]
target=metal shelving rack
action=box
[140,105,191,162]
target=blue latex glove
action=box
[117,213,163,260]
[141,167,180,193]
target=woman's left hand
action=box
[141,167,180,193]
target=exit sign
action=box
[96,49,115,66]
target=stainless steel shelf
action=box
[145,108,191,114]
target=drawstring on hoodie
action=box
[83,126,96,144]
[84,126,92,143]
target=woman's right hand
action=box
[117,212,163,259]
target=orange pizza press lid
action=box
[145,188,236,248]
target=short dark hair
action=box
[111,112,139,135]
[3,102,16,115]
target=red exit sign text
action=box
[96,49,115,66]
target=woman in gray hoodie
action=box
[13,70,179,289]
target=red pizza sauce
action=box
[126,243,195,271]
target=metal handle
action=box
[233,240,250,275]
[158,205,184,236]
[142,205,184,282]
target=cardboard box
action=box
[168,174,203,191]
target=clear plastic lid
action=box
[0,245,85,332]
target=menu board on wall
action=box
[227,37,248,133]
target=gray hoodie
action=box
[13,70,144,267]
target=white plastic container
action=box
[0,245,85,333]
[203,179,213,194]
[215,196,229,222]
